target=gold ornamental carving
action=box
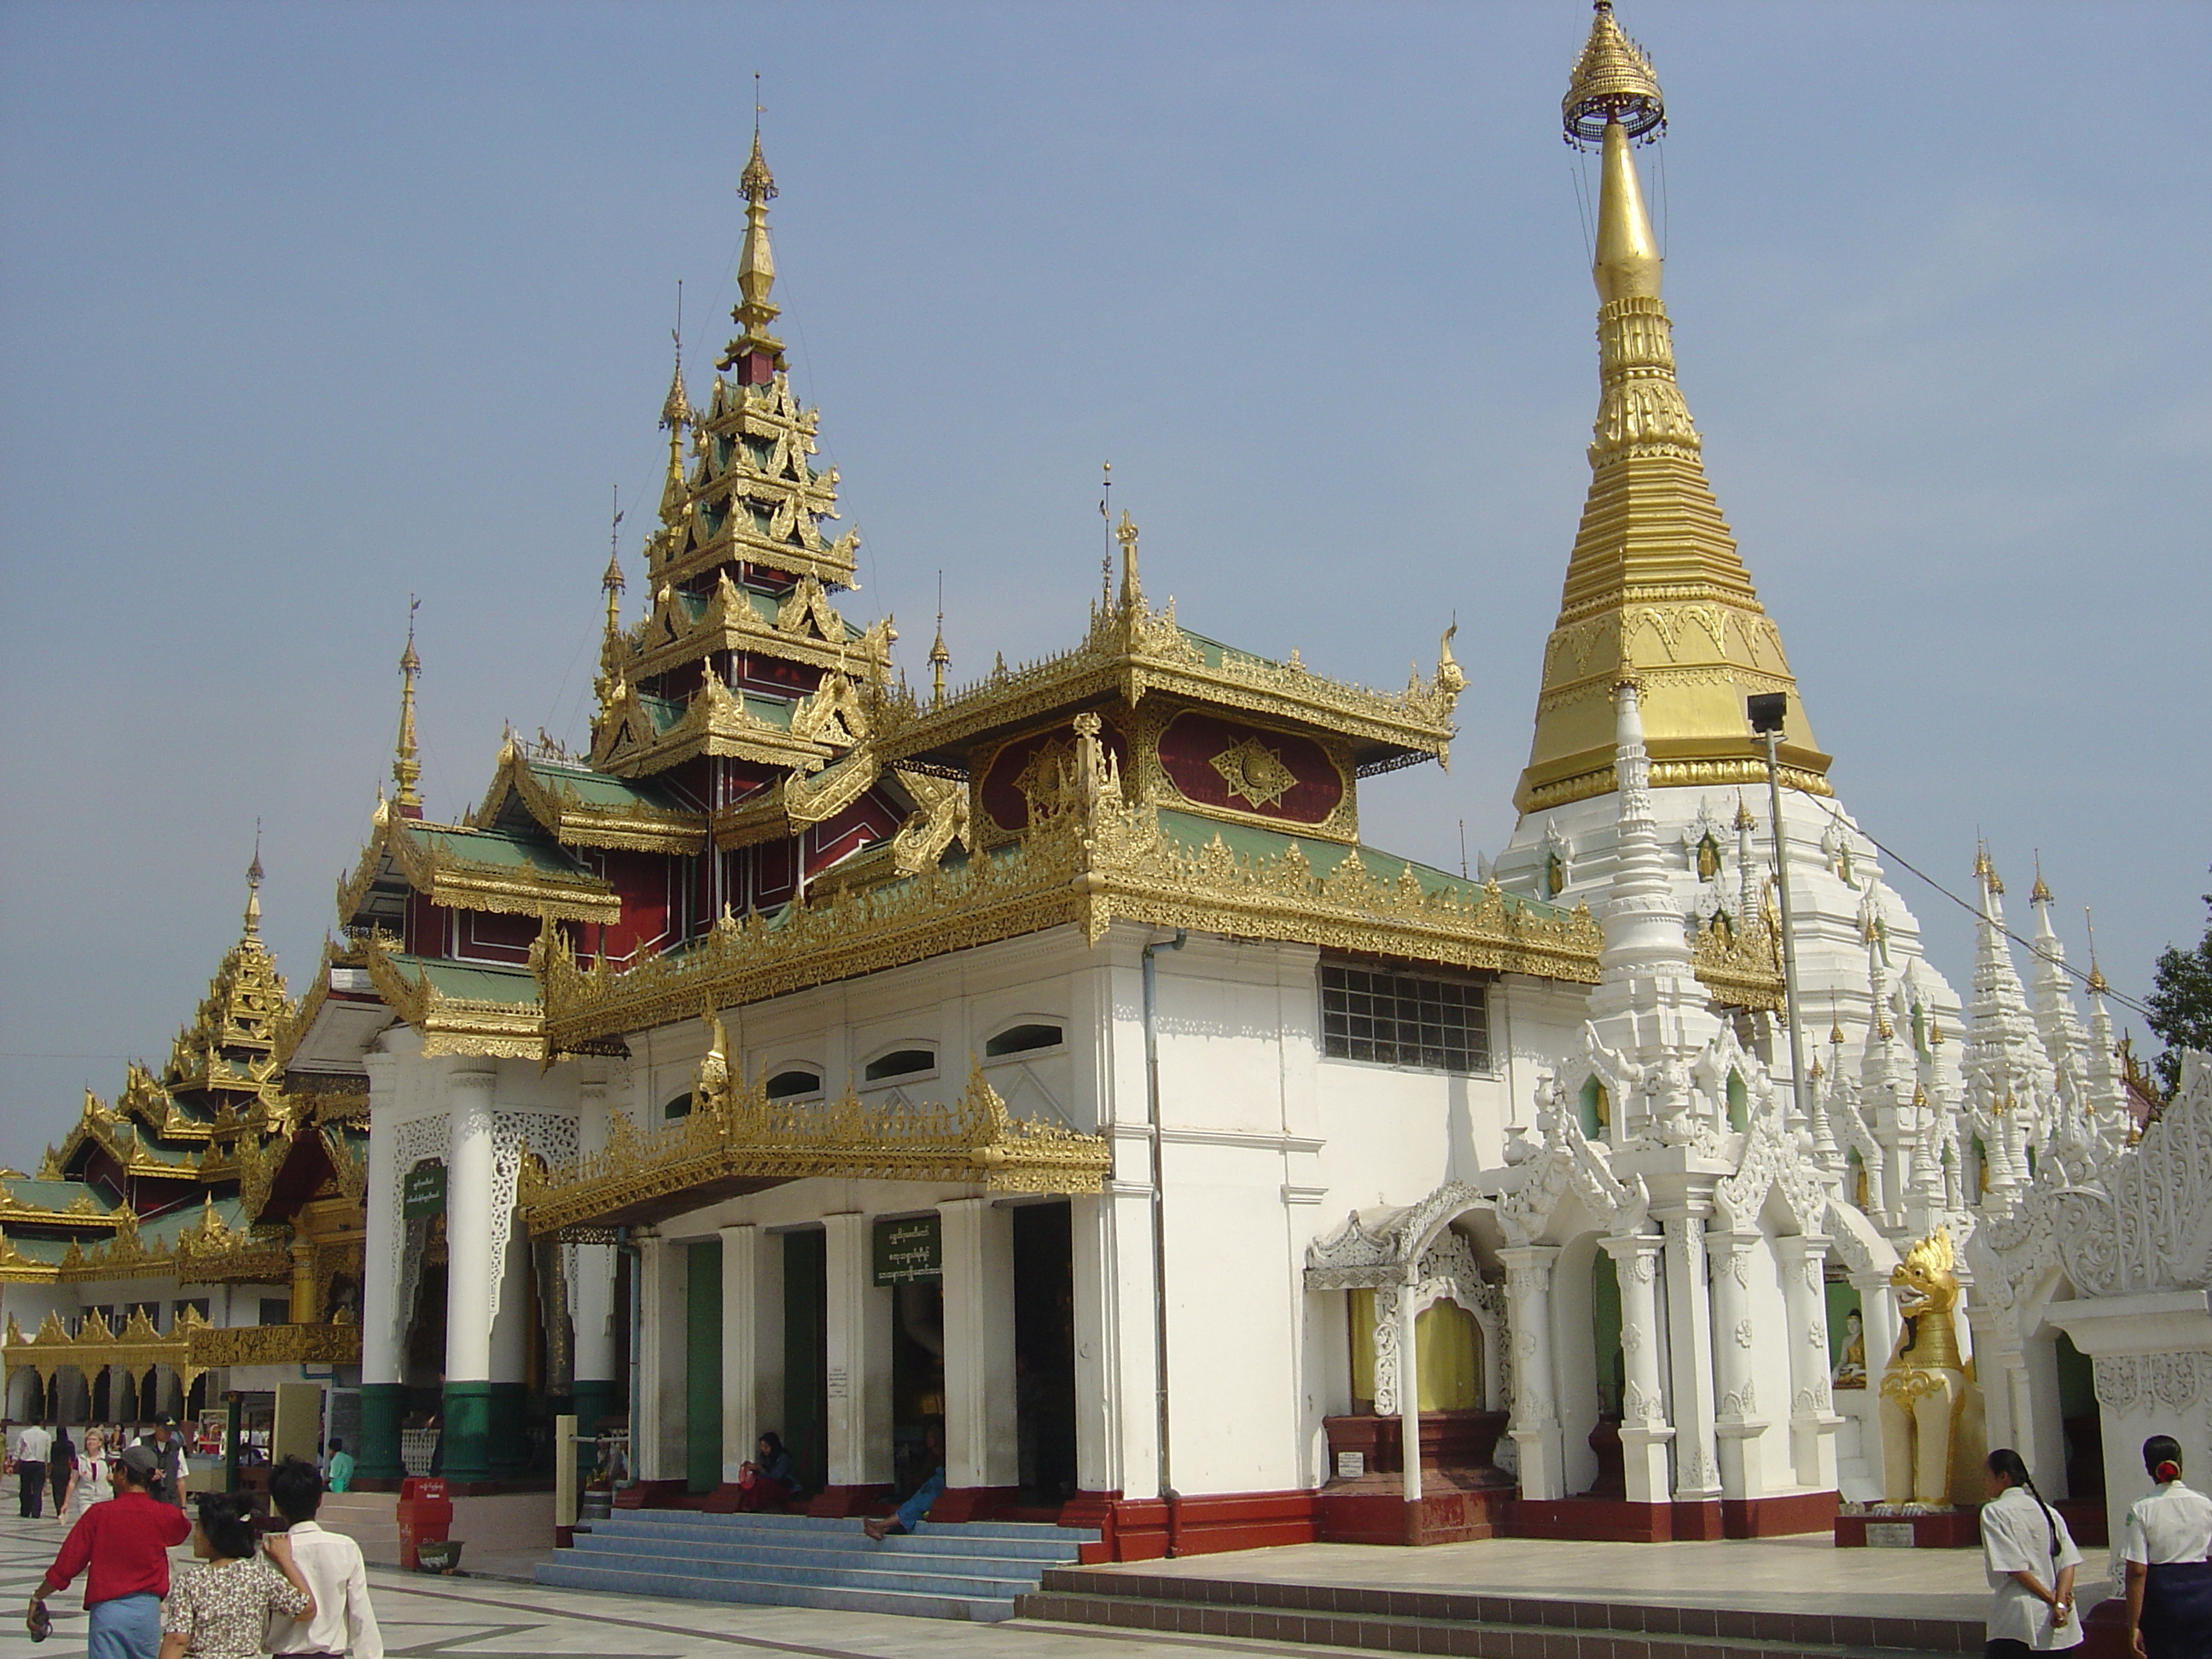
[363,935,546,1061]
[338,800,620,926]
[519,1033,1111,1234]
[187,1317,362,1371]
[539,720,1602,1053]
[2,1306,210,1390]
[1206,735,1300,811]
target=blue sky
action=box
[3,2,2206,1172]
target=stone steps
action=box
[1017,1568,1985,1657]
[535,1509,1095,1622]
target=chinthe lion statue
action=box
[1877,1227,1988,1507]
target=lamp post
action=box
[1748,694,1808,1125]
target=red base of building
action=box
[614,1479,688,1510]
[928,1485,1022,1523]
[1834,1506,1982,1548]
[2058,1498,2109,1547]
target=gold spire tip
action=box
[1563,0,1665,150]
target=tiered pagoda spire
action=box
[393,605,423,818]
[589,130,896,783]
[1516,2,1831,814]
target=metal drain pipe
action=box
[1142,928,1187,1551]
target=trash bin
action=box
[394,1476,451,1572]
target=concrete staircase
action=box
[535,1510,1097,1621]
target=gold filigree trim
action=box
[337,801,620,926]
[1,1307,210,1387]
[364,937,546,1061]
[189,1318,361,1370]
[520,1042,1109,1234]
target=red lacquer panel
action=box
[1155,711,1342,824]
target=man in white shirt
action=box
[266,1457,384,1659]
[11,1423,52,1518]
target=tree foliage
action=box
[2147,866,2212,1095]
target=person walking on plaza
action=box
[1980,1447,2083,1656]
[137,1421,187,1507]
[47,1428,76,1519]
[2122,1435,2212,1659]
[264,1457,382,1659]
[26,1442,192,1657]
[12,1419,52,1518]
[157,1490,312,1659]
[60,1427,113,1526]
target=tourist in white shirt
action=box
[58,1427,112,1525]
[1980,1447,2082,1656]
[2122,1434,2212,1659]
[265,1457,382,1659]
[11,1422,53,1518]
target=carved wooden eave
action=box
[622,570,893,688]
[1690,914,1786,1014]
[871,595,1463,777]
[362,938,546,1061]
[655,372,860,595]
[44,1099,206,1185]
[188,1318,362,1370]
[0,1185,124,1233]
[335,803,619,928]
[709,743,894,851]
[473,746,707,858]
[543,781,1600,1052]
[2,1307,210,1387]
[520,1059,1110,1235]
[588,671,841,781]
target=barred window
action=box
[1321,963,1489,1073]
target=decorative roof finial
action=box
[1115,510,1143,610]
[1563,1,1665,151]
[243,821,265,938]
[928,570,950,707]
[2029,852,2052,905]
[393,597,424,817]
[603,486,626,637]
[721,92,784,378]
[661,283,694,434]
[2085,906,2109,995]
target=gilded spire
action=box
[602,488,626,637]
[393,598,423,818]
[242,828,265,939]
[1516,2,1827,817]
[720,128,785,377]
[928,573,950,707]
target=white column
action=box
[719,1224,760,1484]
[1660,1208,1722,1501]
[632,1231,685,1482]
[1499,1245,1563,1500]
[1775,1234,1842,1492]
[1069,1192,1117,1495]
[571,1067,619,1398]
[940,1198,1019,1490]
[360,1052,402,1389]
[1708,1228,1773,1499]
[487,1224,530,1384]
[823,1212,892,1488]
[1397,1286,1423,1506]
[444,1062,498,1386]
[1601,1231,1675,1505]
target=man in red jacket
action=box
[25,1443,189,1656]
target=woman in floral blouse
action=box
[158,1493,313,1659]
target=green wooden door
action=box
[783,1230,828,1493]
[684,1242,722,1493]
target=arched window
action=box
[765,1068,823,1100]
[864,1047,935,1083]
[662,1092,694,1120]
[985,1022,1063,1058]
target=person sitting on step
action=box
[864,1423,944,1542]
[734,1433,801,1512]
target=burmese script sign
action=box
[402,1160,446,1220]
[872,1215,941,1286]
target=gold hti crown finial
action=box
[2029,852,2052,905]
[1563,1,1665,150]
[721,109,785,375]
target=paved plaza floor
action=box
[0,1510,2110,1656]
